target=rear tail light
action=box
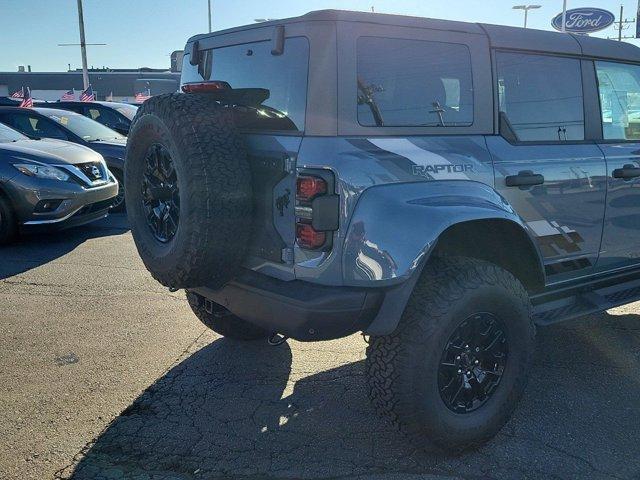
[296,223,326,249]
[295,173,338,250]
[296,176,327,202]
[181,81,231,93]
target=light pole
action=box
[208,0,212,33]
[512,4,541,28]
[561,0,567,32]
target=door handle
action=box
[505,170,545,187]
[612,164,640,179]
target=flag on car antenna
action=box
[10,87,23,99]
[19,88,33,108]
[80,85,95,102]
[61,89,75,101]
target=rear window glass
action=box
[356,37,474,127]
[181,37,309,131]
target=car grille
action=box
[77,162,106,181]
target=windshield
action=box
[0,122,27,143]
[45,112,125,141]
[115,104,138,121]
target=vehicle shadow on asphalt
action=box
[0,213,129,279]
[62,311,640,480]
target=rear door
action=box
[594,60,640,271]
[488,51,607,282]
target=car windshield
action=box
[0,122,27,143]
[44,112,125,142]
[115,104,138,120]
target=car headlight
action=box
[13,164,70,181]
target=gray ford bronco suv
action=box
[125,10,640,450]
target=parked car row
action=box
[0,100,137,244]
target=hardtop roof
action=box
[187,9,640,63]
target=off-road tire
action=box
[186,290,269,341]
[366,256,535,451]
[125,93,252,289]
[0,194,17,245]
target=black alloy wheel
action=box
[141,144,180,243]
[438,312,508,414]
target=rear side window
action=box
[596,61,640,141]
[181,37,309,131]
[356,37,474,127]
[496,52,584,142]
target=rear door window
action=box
[496,52,584,142]
[181,37,309,131]
[356,37,474,127]
[595,61,640,140]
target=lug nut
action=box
[475,347,480,352]
[457,369,462,374]
[475,360,479,364]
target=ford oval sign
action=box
[551,8,615,33]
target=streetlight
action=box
[208,0,212,33]
[512,4,541,29]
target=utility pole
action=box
[77,0,89,89]
[513,4,541,28]
[607,5,636,41]
[619,4,624,41]
[58,0,105,89]
[208,0,212,33]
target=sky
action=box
[1,0,639,72]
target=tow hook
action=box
[268,333,288,346]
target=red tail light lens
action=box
[296,222,326,249]
[296,176,327,202]
[181,81,231,93]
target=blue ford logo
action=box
[551,8,615,33]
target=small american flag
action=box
[61,89,75,101]
[10,88,23,99]
[134,89,151,103]
[80,85,95,102]
[19,88,33,108]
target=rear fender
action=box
[343,180,544,286]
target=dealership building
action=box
[0,51,183,102]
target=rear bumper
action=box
[192,270,384,341]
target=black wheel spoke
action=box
[438,312,508,414]
[142,144,180,243]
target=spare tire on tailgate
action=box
[125,93,252,289]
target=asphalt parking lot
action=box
[1,214,640,480]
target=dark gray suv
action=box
[124,10,640,450]
[0,122,117,243]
